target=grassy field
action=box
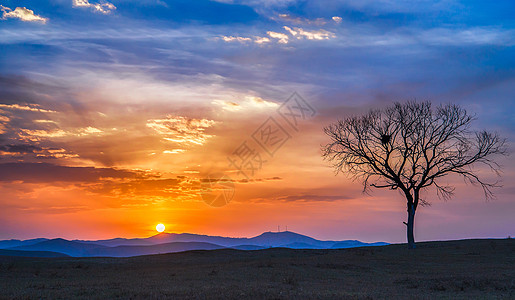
[0,239,514,299]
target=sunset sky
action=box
[0,0,514,243]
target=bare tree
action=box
[322,101,506,249]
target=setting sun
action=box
[156,224,165,233]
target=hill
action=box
[87,242,226,257]
[0,239,513,299]
[0,238,49,249]
[0,249,69,258]
[75,231,384,248]
[8,239,106,257]
[1,231,388,257]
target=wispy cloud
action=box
[73,0,116,14]
[220,35,272,44]
[247,96,279,108]
[0,5,48,23]
[0,103,56,113]
[163,149,186,154]
[254,36,271,44]
[0,115,10,134]
[283,26,335,40]
[275,13,327,26]
[0,145,78,159]
[19,129,67,138]
[420,27,515,46]
[221,25,335,45]
[212,100,242,112]
[0,162,144,183]
[272,194,352,203]
[212,96,278,111]
[146,116,216,145]
[19,127,104,139]
[267,31,289,44]
[222,36,252,42]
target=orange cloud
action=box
[146,115,216,146]
[0,103,56,113]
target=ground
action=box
[0,239,514,299]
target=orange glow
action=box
[0,86,512,243]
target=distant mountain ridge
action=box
[77,231,387,249]
[8,238,108,257]
[0,238,49,249]
[0,249,70,258]
[0,231,388,257]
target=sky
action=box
[0,0,514,243]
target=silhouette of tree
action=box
[322,101,506,249]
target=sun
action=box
[156,223,165,233]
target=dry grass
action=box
[0,239,514,299]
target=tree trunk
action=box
[407,203,416,249]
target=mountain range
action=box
[0,231,387,257]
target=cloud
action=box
[230,0,297,9]
[275,14,327,26]
[247,191,354,203]
[327,0,458,14]
[283,26,335,40]
[0,103,56,113]
[0,162,287,206]
[19,129,67,138]
[0,145,78,159]
[86,177,188,199]
[0,115,9,134]
[0,5,48,23]
[0,144,42,154]
[254,36,271,44]
[273,194,352,202]
[146,115,216,145]
[332,16,342,24]
[19,127,104,139]
[420,28,515,46]
[0,162,202,204]
[33,119,58,124]
[163,149,186,154]
[0,162,144,183]
[212,100,242,112]
[221,35,273,45]
[267,31,289,44]
[77,126,103,135]
[222,36,252,43]
[73,0,116,14]
[247,96,279,108]
[212,96,278,112]
[225,26,335,46]
[283,26,297,37]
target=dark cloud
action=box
[0,75,62,107]
[0,162,196,201]
[246,192,355,204]
[0,144,42,154]
[83,177,186,198]
[0,162,282,200]
[0,162,144,183]
[273,194,352,202]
